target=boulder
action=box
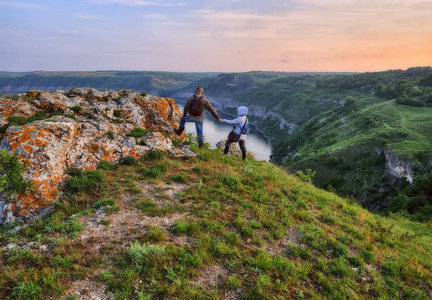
[1,120,78,223]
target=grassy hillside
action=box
[1,145,432,299]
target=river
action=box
[177,104,272,161]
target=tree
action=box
[375,83,395,99]
[419,75,432,87]
[344,95,358,107]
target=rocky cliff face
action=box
[0,88,193,224]
[383,149,415,184]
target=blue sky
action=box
[1,0,431,72]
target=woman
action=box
[221,106,249,160]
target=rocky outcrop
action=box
[384,149,415,183]
[0,88,193,224]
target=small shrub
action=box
[97,160,116,170]
[142,168,163,179]
[287,243,311,259]
[64,169,106,193]
[296,169,316,183]
[156,160,169,173]
[136,200,157,213]
[249,220,262,229]
[113,110,121,117]
[361,249,375,264]
[179,252,202,268]
[64,114,76,119]
[7,110,48,126]
[241,226,255,237]
[218,173,241,189]
[146,226,166,242]
[0,150,33,198]
[6,115,26,125]
[224,232,241,245]
[127,127,149,138]
[171,221,200,236]
[332,244,349,257]
[198,152,210,161]
[146,150,164,161]
[171,222,189,235]
[127,242,166,267]
[99,219,111,226]
[52,255,73,268]
[107,131,114,138]
[121,156,137,165]
[329,257,351,277]
[92,199,116,209]
[140,92,147,97]
[11,281,42,299]
[381,260,400,276]
[348,255,364,267]
[191,166,201,173]
[130,187,141,194]
[165,267,180,282]
[385,277,400,296]
[226,274,242,289]
[69,105,83,113]
[171,173,187,183]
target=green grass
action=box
[1,147,432,299]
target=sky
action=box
[0,0,431,73]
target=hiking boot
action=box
[224,145,229,154]
[174,127,184,136]
[199,140,204,148]
[242,151,247,160]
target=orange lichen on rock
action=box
[1,89,195,224]
[0,98,39,119]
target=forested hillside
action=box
[265,68,432,221]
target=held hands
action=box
[217,118,222,122]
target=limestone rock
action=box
[384,149,415,183]
[0,98,39,139]
[170,145,198,159]
[0,89,194,224]
[31,91,68,113]
[1,120,78,223]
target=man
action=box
[174,85,222,148]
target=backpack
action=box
[241,117,250,134]
[188,95,204,116]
